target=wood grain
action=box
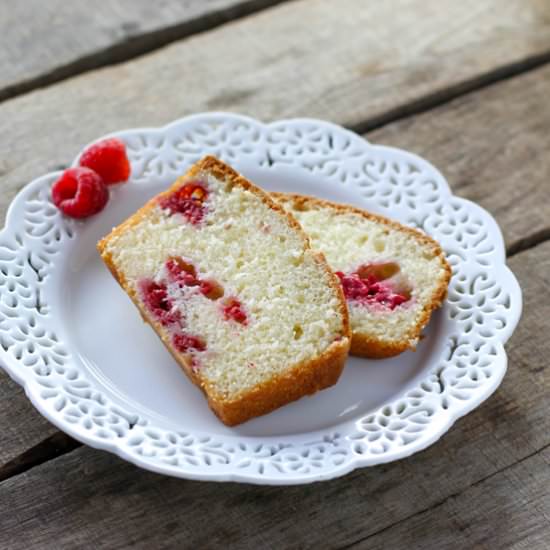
[0,240,547,549]
[2,0,550,210]
[367,63,550,255]
[0,0,292,101]
[0,433,80,483]
[0,377,59,465]
[357,446,550,550]
[2,0,550,469]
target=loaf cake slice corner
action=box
[98,157,350,425]
[273,193,451,359]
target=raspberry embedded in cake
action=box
[222,297,248,325]
[138,255,250,372]
[159,181,209,225]
[165,256,200,287]
[138,279,181,326]
[336,261,412,311]
[138,261,214,369]
[199,280,224,300]
[164,257,224,300]
[172,332,206,353]
[172,333,207,371]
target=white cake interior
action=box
[102,172,346,399]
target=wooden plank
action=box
[0,432,80,483]
[0,0,291,101]
[0,241,547,548]
[357,447,550,550]
[4,0,550,107]
[0,379,59,467]
[2,0,550,205]
[2,0,550,467]
[367,63,550,255]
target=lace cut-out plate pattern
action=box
[0,114,521,484]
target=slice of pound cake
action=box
[98,157,350,426]
[273,194,451,359]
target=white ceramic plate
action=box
[0,113,521,484]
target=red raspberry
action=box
[199,279,224,300]
[222,297,248,325]
[51,167,109,218]
[159,182,208,225]
[138,279,181,326]
[172,333,206,353]
[165,257,199,286]
[335,269,410,310]
[79,138,131,185]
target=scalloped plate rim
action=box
[0,113,522,485]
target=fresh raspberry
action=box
[79,138,131,185]
[51,167,109,218]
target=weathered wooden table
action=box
[1,1,549,548]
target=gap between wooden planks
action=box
[0,0,549,490]
[2,0,550,247]
[366,61,550,256]
[0,0,296,102]
[0,238,548,548]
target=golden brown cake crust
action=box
[272,193,452,359]
[98,156,351,426]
